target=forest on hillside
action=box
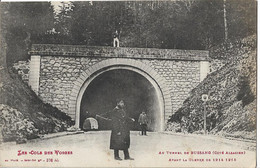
[0,0,256,66]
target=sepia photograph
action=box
[0,0,257,167]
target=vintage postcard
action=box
[0,1,257,167]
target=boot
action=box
[114,150,122,161]
[124,149,134,160]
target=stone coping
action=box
[29,44,209,61]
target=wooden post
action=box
[223,0,228,41]
[204,102,207,135]
[201,94,208,135]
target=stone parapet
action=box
[29,44,209,61]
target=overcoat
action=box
[109,106,133,150]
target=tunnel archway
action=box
[69,59,173,132]
[79,69,162,131]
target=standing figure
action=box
[109,100,134,160]
[113,30,120,47]
[138,111,148,136]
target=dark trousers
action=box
[140,124,147,135]
[114,149,130,159]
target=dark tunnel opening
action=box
[80,69,162,132]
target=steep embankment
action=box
[167,35,256,140]
[0,67,73,143]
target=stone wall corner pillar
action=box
[200,61,210,82]
[28,55,41,95]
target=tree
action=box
[52,2,73,44]
[40,1,257,50]
[1,2,55,66]
[226,0,256,41]
[0,3,9,70]
[185,0,226,49]
[65,1,134,46]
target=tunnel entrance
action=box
[79,69,162,132]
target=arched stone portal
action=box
[68,58,172,132]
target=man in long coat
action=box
[109,100,134,160]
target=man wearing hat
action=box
[109,100,135,160]
[138,111,148,136]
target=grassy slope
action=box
[0,67,73,142]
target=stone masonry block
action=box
[117,59,130,65]
[79,75,87,83]
[136,61,145,68]
[70,104,77,109]
[92,63,102,72]
[84,68,93,76]
[86,66,95,74]
[164,93,171,99]
[127,59,135,66]
[76,78,85,85]
[113,58,120,65]
[151,72,160,81]
[68,102,76,109]
[70,87,79,95]
[80,71,89,79]
[165,106,172,112]
[69,97,77,104]
[96,60,108,69]
[74,80,83,87]
[145,67,154,75]
[107,59,118,66]
[161,87,170,95]
[133,60,142,67]
[164,99,172,104]
[98,60,108,68]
